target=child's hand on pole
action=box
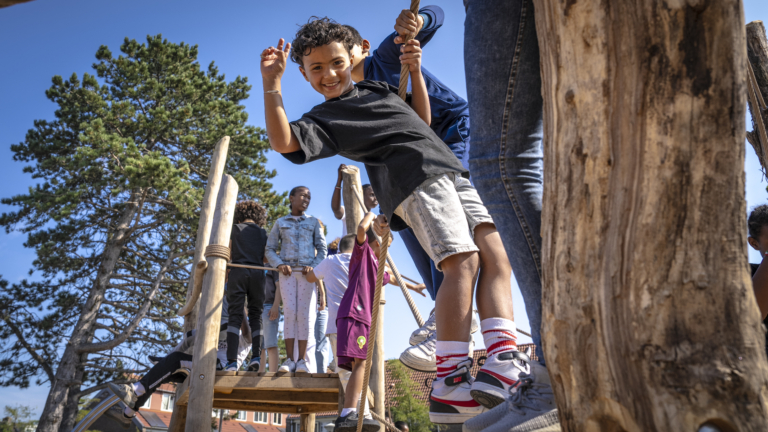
[373,214,390,237]
[393,9,423,44]
[260,38,291,84]
[399,40,422,74]
[278,264,292,276]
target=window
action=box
[139,395,151,409]
[161,393,174,411]
[254,412,268,424]
[272,413,282,425]
[235,411,248,421]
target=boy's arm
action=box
[269,280,282,320]
[401,40,430,125]
[310,219,328,268]
[305,268,320,283]
[332,164,346,220]
[357,212,378,245]
[261,39,301,154]
[754,255,768,319]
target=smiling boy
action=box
[259,18,527,423]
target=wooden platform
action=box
[176,371,341,414]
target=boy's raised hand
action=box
[393,9,423,44]
[399,39,422,73]
[260,38,292,83]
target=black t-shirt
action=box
[285,80,467,231]
[751,263,768,359]
[230,222,267,265]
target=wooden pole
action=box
[185,175,239,432]
[168,136,229,432]
[533,0,768,430]
[341,166,365,234]
[747,21,768,173]
[300,413,316,432]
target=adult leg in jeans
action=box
[399,228,444,301]
[465,0,544,364]
[463,0,560,430]
[315,308,330,372]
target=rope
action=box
[370,411,402,432]
[227,263,305,272]
[356,231,390,432]
[397,0,422,101]
[204,244,231,262]
[350,187,424,327]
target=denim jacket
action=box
[266,214,327,268]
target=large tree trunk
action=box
[534,1,768,430]
[36,191,145,432]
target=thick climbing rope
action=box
[748,60,768,173]
[398,0,421,101]
[355,230,391,432]
[351,187,424,327]
[370,411,403,432]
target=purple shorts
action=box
[336,317,369,371]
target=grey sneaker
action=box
[108,383,138,410]
[401,332,475,373]
[409,309,436,346]
[409,310,479,346]
[464,362,560,432]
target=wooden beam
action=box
[533,0,768,430]
[169,136,229,432]
[300,414,316,432]
[212,390,339,404]
[176,374,340,407]
[185,175,239,432]
[212,401,337,414]
[747,21,768,173]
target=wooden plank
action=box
[211,400,337,414]
[212,375,339,392]
[213,390,339,404]
[300,413,316,432]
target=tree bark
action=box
[37,190,145,432]
[185,175,238,432]
[534,1,768,431]
[746,21,768,170]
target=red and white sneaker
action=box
[470,349,531,408]
[429,359,486,424]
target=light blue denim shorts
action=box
[262,303,279,349]
[394,173,494,270]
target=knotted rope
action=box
[204,244,231,262]
[370,411,402,432]
[356,231,390,432]
[398,0,421,101]
[351,187,424,327]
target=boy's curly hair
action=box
[749,204,768,238]
[234,201,267,227]
[290,17,356,65]
[343,24,364,46]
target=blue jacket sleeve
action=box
[311,219,327,268]
[265,221,284,267]
[370,5,445,66]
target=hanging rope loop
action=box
[204,244,231,262]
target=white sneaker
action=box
[429,359,486,424]
[278,359,295,373]
[401,332,475,373]
[409,309,436,346]
[295,359,310,373]
[409,310,480,346]
[471,349,531,408]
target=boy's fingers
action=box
[277,38,285,49]
[284,42,292,54]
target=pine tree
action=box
[0,35,287,432]
[387,360,433,432]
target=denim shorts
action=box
[261,303,279,349]
[394,173,494,270]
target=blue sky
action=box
[0,0,767,416]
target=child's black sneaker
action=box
[333,411,380,432]
[247,359,260,372]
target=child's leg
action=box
[344,358,366,409]
[473,224,514,321]
[226,269,248,363]
[267,347,279,372]
[280,273,298,361]
[246,269,266,364]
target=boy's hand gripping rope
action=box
[398,0,421,101]
[355,230,390,432]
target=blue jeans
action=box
[315,308,330,372]
[465,0,545,363]
[399,227,444,301]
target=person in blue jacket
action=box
[344,7,478,372]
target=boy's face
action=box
[299,41,355,100]
[349,40,371,67]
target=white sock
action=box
[133,382,145,396]
[340,407,357,417]
[435,341,470,378]
[481,318,518,357]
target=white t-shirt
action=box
[341,213,347,236]
[313,253,351,334]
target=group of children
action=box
[111,5,550,432]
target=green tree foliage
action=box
[387,360,433,432]
[0,405,36,432]
[0,35,287,432]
